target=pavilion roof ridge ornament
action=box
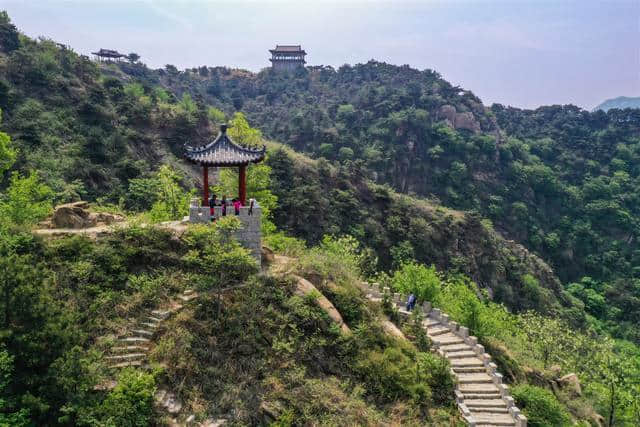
[184,124,266,167]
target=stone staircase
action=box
[106,289,198,369]
[361,282,527,427]
[100,289,227,426]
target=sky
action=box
[2,0,639,110]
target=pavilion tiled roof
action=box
[91,48,126,58]
[270,45,306,54]
[184,125,266,167]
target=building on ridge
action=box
[91,48,126,62]
[269,45,306,71]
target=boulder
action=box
[50,201,124,229]
[591,413,605,427]
[454,112,481,133]
[437,105,481,133]
[438,104,457,123]
[557,373,581,396]
[261,246,275,264]
[51,201,95,229]
[89,211,125,225]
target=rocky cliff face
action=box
[438,104,482,133]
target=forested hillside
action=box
[0,11,639,425]
[129,59,640,343]
[594,96,640,112]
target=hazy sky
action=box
[3,0,639,109]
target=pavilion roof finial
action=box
[220,123,228,134]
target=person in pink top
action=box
[232,198,242,215]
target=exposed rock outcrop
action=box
[437,104,481,133]
[454,111,481,132]
[557,373,582,397]
[47,201,124,229]
[293,275,351,334]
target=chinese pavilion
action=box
[184,124,266,206]
[91,48,126,62]
[269,45,306,71]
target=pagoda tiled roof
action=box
[184,125,266,167]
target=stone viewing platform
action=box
[188,198,262,263]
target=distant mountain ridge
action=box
[593,96,640,112]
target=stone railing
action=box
[188,198,262,263]
[361,282,527,427]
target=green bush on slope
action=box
[512,384,571,427]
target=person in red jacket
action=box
[232,198,242,215]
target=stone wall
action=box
[189,201,262,264]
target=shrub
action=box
[0,171,53,226]
[512,384,571,427]
[97,369,155,427]
[391,262,441,303]
[264,232,306,257]
[355,347,427,401]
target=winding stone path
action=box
[97,289,229,426]
[361,282,527,427]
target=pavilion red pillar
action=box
[202,166,209,207]
[239,165,247,205]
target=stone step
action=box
[447,351,479,359]
[459,383,500,394]
[110,360,143,369]
[147,316,162,323]
[184,289,194,295]
[428,326,451,336]
[151,310,170,319]
[132,329,154,337]
[457,373,494,384]
[450,357,484,367]
[453,366,487,373]
[111,345,148,353]
[423,319,441,327]
[431,335,465,345]
[178,294,196,302]
[464,399,507,408]
[464,393,502,400]
[105,353,146,361]
[469,407,509,414]
[470,413,516,426]
[441,344,471,353]
[119,337,150,344]
[140,322,158,329]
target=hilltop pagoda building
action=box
[184,124,266,206]
[91,48,126,62]
[269,45,306,71]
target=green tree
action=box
[228,112,263,148]
[391,262,441,303]
[0,172,53,226]
[0,11,20,53]
[148,165,191,222]
[126,52,140,64]
[0,109,16,174]
[0,348,29,426]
